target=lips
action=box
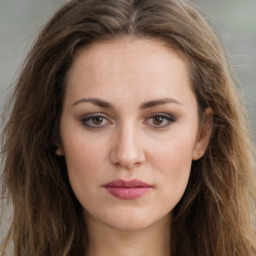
[103,179,153,200]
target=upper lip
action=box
[103,179,152,188]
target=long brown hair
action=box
[1,0,256,255]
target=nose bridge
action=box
[110,120,145,168]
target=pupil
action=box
[93,117,103,125]
[153,116,163,125]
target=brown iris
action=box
[92,116,104,125]
[152,116,164,125]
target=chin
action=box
[88,208,171,232]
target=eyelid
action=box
[144,112,176,128]
[80,112,112,128]
[79,112,176,129]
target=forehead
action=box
[67,37,190,82]
[64,37,195,107]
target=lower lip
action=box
[105,187,151,200]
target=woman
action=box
[1,0,256,255]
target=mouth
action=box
[103,179,153,200]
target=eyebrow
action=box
[72,98,113,108]
[140,98,184,109]
[72,97,184,109]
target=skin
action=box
[56,37,212,256]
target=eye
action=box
[80,114,111,128]
[145,113,175,128]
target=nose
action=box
[110,124,146,168]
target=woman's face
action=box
[57,38,211,231]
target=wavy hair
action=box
[1,0,256,255]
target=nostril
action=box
[109,138,146,168]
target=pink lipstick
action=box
[103,179,152,200]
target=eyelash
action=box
[80,113,176,129]
[145,113,176,128]
[80,113,111,128]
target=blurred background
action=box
[0,0,255,245]
[0,0,255,142]
[196,0,256,142]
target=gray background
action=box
[196,0,256,142]
[0,0,256,246]
[0,0,256,142]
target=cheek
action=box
[149,133,195,201]
[62,136,107,199]
[163,142,192,187]
[62,129,107,170]
[149,129,195,170]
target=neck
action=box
[85,214,171,256]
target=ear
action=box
[55,139,65,156]
[192,108,213,160]
[55,145,64,156]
